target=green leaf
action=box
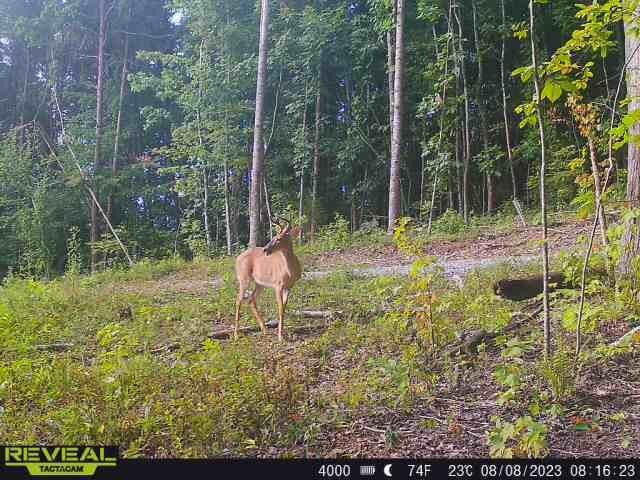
[541,80,563,103]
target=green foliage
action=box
[538,349,576,402]
[432,209,466,235]
[488,416,548,458]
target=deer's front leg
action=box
[276,287,286,341]
[234,293,243,340]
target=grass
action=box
[1,215,638,457]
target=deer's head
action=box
[264,216,301,256]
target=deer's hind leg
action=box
[234,280,249,340]
[248,284,267,334]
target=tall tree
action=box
[310,64,322,239]
[454,4,471,224]
[500,0,518,202]
[472,0,494,214]
[91,0,110,272]
[249,0,271,247]
[529,0,551,358]
[387,0,397,151]
[620,2,640,278]
[387,0,405,233]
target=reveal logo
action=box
[3,446,118,476]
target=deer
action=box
[234,216,302,341]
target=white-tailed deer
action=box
[234,216,302,341]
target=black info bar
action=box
[0,449,638,480]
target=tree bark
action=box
[619,6,640,278]
[107,7,130,223]
[387,0,405,234]
[427,11,452,234]
[249,0,271,247]
[472,0,494,215]
[196,40,211,253]
[529,0,552,358]
[454,6,471,224]
[311,64,322,239]
[299,81,309,237]
[387,0,396,151]
[587,137,608,245]
[500,0,518,202]
[91,0,109,273]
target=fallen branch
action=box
[611,325,640,347]
[296,310,340,319]
[209,320,279,340]
[443,308,541,356]
[34,342,74,352]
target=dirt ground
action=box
[113,218,638,458]
[306,219,593,271]
[271,219,640,458]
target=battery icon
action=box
[360,465,376,476]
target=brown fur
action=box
[234,225,302,341]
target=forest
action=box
[1,0,640,459]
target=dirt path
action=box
[306,219,591,280]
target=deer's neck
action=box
[279,246,301,280]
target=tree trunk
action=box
[91,0,108,273]
[249,0,271,247]
[456,120,462,214]
[619,7,640,278]
[587,137,608,245]
[387,0,405,234]
[107,8,130,223]
[529,0,552,358]
[223,17,233,256]
[454,6,471,224]
[299,81,309,238]
[311,65,322,239]
[472,0,494,215]
[427,12,452,234]
[196,40,211,253]
[18,46,29,147]
[387,0,396,151]
[500,0,518,201]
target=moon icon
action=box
[383,463,393,477]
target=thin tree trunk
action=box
[223,15,233,255]
[427,10,452,234]
[472,0,494,215]
[387,0,405,233]
[108,8,130,222]
[18,46,29,146]
[454,5,471,224]
[529,0,551,358]
[500,0,518,202]
[249,0,270,247]
[387,0,396,151]
[223,153,232,255]
[619,6,640,278]
[587,137,608,245]
[299,81,309,236]
[196,40,211,253]
[91,0,109,273]
[311,64,322,239]
[456,121,462,214]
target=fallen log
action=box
[494,273,566,301]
